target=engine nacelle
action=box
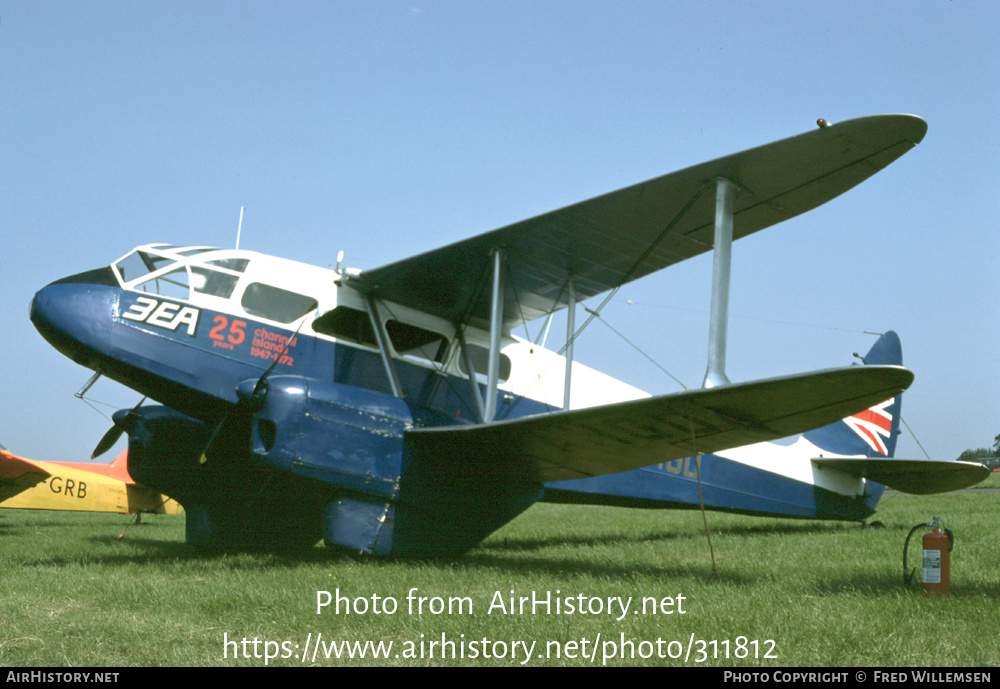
[241,375,542,557]
[240,376,412,554]
[240,375,411,500]
[120,404,329,551]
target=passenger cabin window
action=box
[386,320,448,363]
[241,283,317,323]
[311,306,450,364]
[459,344,511,383]
[312,306,377,347]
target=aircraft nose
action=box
[30,277,117,366]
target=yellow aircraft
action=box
[0,445,181,515]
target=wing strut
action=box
[484,248,505,422]
[703,178,737,388]
[365,295,403,398]
[563,276,576,410]
[458,331,487,421]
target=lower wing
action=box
[406,365,914,482]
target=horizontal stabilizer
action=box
[0,451,52,503]
[812,457,990,494]
[406,365,913,482]
[0,450,51,481]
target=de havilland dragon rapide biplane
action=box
[29,114,988,557]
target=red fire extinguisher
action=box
[904,516,954,594]
[921,516,952,594]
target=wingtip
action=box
[856,113,928,145]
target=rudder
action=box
[803,331,903,458]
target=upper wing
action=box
[405,365,914,482]
[353,114,926,331]
[812,457,990,494]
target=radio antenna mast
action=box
[235,206,245,249]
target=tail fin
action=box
[102,449,135,483]
[803,331,903,458]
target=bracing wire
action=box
[583,306,689,391]
[900,416,932,460]
[688,414,718,579]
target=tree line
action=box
[957,433,1000,470]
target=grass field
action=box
[0,483,997,667]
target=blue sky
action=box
[2,1,997,464]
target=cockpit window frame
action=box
[132,265,192,300]
[114,250,177,285]
[114,246,252,303]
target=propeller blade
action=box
[199,418,225,465]
[91,426,123,460]
[91,397,146,459]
